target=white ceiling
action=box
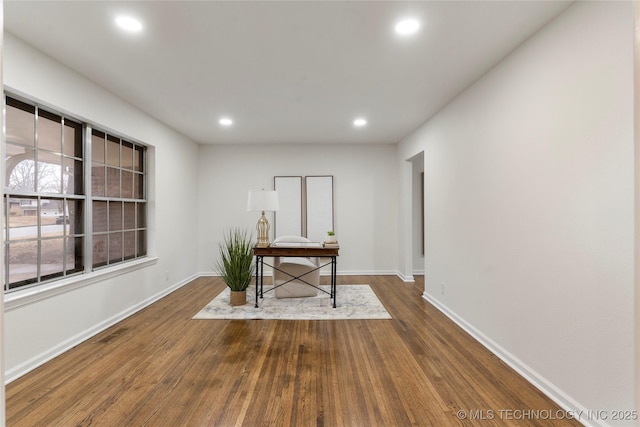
[4,1,572,145]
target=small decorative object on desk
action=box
[325,230,337,244]
[323,241,339,248]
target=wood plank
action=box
[6,275,582,426]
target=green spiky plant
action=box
[217,228,255,292]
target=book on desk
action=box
[269,241,340,249]
[269,241,323,248]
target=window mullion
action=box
[60,117,65,195]
[61,118,66,276]
[119,141,124,261]
[4,196,8,292]
[34,107,39,193]
[36,196,41,282]
[84,125,93,273]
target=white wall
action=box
[398,2,635,425]
[197,143,398,277]
[3,34,200,380]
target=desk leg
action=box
[332,256,337,308]
[260,256,264,298]
[255,256,260,308]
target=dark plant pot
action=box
[229,290,247,306]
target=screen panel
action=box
[305,176,333,243]
[274,176,303,238]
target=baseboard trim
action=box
[422,292,606,427]
[397,272,415,282]
[5,274,197,384]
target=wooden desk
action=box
[253,243,339,308]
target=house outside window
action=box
[3,95,147,292]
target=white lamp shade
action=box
[247,190,279,212]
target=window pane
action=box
[63,120,83,158]
[8,240,38,286]
[109,201,122,231]
[107,167,120,198]
[66,236,84,273]
[134,146,143,171]
[3,198,7,242]
[38,111,62,153]
[63,157,83,195]
[123,231,135,260]
[92,131,105,164]
[121,170,133,199]
[106,135,120,167]
[137,230,146,256]
[122,142,134,170]
[137,203,146,228]
[6,146,36,192]
[8,197,38,241]
[124,203,135,230]
[93,201,107,232]
[41,199,64,236]
[65,199,83,235]
[91,164,106,197]
[37,151,62,193]
[134,173,143,199]
[92,234,108,268]
[6,100,35,147]
[40,237,64,278]
[109,232,123,263]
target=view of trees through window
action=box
[3,95,147,291]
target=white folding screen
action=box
[273,175,333,241]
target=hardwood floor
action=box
[6,275,581,426]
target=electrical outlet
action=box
[165,270,169,281]
[440,282,445,295]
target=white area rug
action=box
[193,284,391,320]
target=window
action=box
[3,95,147,292]
[91,130,146,268]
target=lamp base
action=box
[256,212,271,247]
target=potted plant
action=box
[217,227,255,306]
[325,230,337,244]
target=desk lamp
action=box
[247,190,279,247]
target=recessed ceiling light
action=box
[219,117,233,127]
[353,118,367,127]
[395,18,420,36]
[116,16,143,33]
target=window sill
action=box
[4,257,158,311]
